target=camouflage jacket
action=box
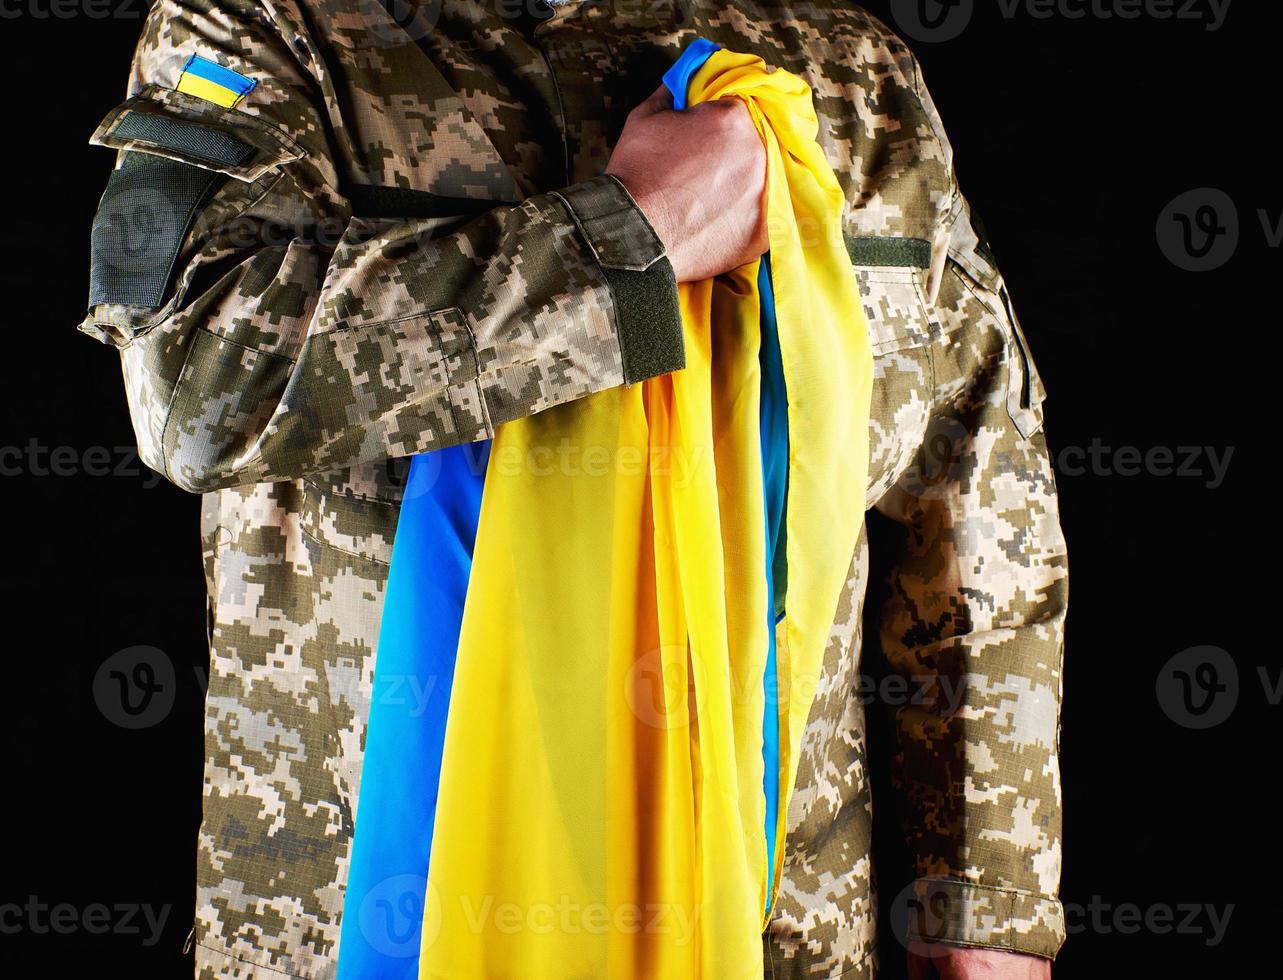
[78,2,1069,977]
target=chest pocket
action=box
[846,236,938,508]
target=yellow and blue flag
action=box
[176,54,256,109]
[337,38,873,980]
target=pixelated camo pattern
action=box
[78,2,1068,977]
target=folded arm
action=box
[79,0,684,492]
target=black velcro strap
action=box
[89,152,228,309]
[112,110,255,169]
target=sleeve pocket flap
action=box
[90,85,302,182]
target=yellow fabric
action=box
[420,49,872,979]
[174,72,245,108]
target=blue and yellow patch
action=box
[176,55,256,109]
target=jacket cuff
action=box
[904,877,1066,960]
[550,174,685,384]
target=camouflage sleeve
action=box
[871,59,1070,960]
[77,0,684,492]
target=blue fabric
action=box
[180,54,257,96]
[662,37,721,111]
[337,442,490,979]
[757,253,788,912]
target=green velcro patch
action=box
[89,152,228,310]
[112,111,254,169]
[844,235,932,268]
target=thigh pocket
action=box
[300,462,406,567]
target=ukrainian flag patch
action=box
[176,55,256,109]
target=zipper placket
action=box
[531,2,572,189]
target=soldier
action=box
[78,2,1068,978]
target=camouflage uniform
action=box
[77,1,1068,977]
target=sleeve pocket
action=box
[90,84,303,182]
[89,151,241,311]
[997,282,1047,440]
[945,210,1047,440]
[85,86,304,341]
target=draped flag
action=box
[337,38,873,980]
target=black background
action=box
[0,1,1269,976]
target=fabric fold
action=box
[337,39,872,980]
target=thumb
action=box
[630,83,674,117]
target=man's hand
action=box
[908,943,1052,979]
[605,84,768,282]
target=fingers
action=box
[689,95,755,141]
[630,83,674,118]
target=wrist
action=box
[604,171,673,248]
